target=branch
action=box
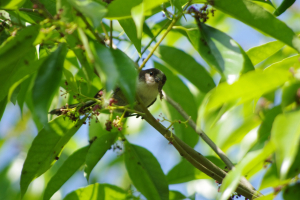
[163,92,258,193]
[134,95,261,199]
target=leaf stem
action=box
[78,12,106,45]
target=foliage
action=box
[0,0,300,200]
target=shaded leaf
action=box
[212,0,300,52]
[84,132,118,181]
[0,96,7,121]
[64,183,127,200]
[20,116,86,198]
[281,81,300,107]
[156,45,215,93]
[246,41,285,66]
[274,0,296,16]
[124,142,169,200]
[90,42,137,105]
[271,110,300,179]
[43,146,90,200]
[63,68,79,94]
[155,62,198,147]
[283,182,300,200]
[32,43,67,125]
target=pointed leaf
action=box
[184,23,254,78]
[67,0,107,28]
[274,0,296,16]
[156,45,215,93]
[84,132,118,181]
[212,0,300,52]
[20,116,86,198]
[32,43,67,125]
[90,43,137,105]
[271,110,300,179]
[204,55,299,112]
[124,143,169,200]
[119,18,141,53]
[43,146,90,200]
[283,182,300,200]
[246,41,285,66]
[64,183,127,200]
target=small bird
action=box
[49,68,167,116]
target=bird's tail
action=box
[49,100,96,116]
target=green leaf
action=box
[119,18,142,54]
[281,81,300,108]
[84,132,118,181]
[64,183,127,200]
[274,0,296,16]
[156,45,215,93]
[283,183,300,200]
[124,143,169,200]
[219,142,274,200]
[169,190,186,200]
[212,0,300,52]
[203,55,299,112]
[170,0,183,13]
[167,156,225,184]
[271,109,300,179]
[63,68,79,94]
[32,43,67,125]
[286,144,300,179]
[0,96,7,121]
[20,116,86,198]
[246,41,285,66]
[155,62,198,147]
[67,0,107,28]
[250,106,282,152]
[106,0,168,20]
[183,23,254,78]
[43,146,90,200]
[0,0,26,9]
[90,43,137,105]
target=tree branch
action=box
[135,94,261,199]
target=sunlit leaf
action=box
[43,146,90,200]
[182,23,254,79]
[246,41,285,66]
[64,183,127,200]
[169,190,186,200]
[124,143,169,200]
[67,0,107,28]
[212,0,300,52]
[271,110,300,179]
[0,0,26,9]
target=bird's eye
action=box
[149,71,153,76]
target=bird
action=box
[49,68,167,116]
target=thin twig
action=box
[19,8,39,13]
[136,20,171,63]
[110,20,113,48]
